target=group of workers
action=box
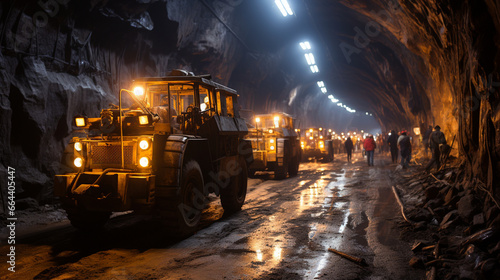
[341,125,447,172]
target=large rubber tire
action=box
[157,160,205,236]
[248,169,257,178]
[66,208,110,231]
[274,159,288,179]
[288,154,300,176]
[220,157,247,214]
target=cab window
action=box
[216,91,222,115]
[226,95,234,117]
[170,84,194,113]
[199,86,213,113]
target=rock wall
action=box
[312,0,499,194]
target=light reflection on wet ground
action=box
[4,152,423,280]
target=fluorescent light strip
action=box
[281,0,293,15]
[307,53,315,64]
[305,53,312,65]
[275,0,287,16]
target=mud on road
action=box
[1,153,424,279]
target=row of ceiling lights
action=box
[275,1,376,116]
[300,41,355,113]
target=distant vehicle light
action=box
[139,115,149,125]
[309,129,313,132]
[309,136,313,140]
[200,103,207,111]
[139,157,149,167]
[270,145,275,151]
[74,142,82,152]
[75,117,86,127]
[74,157,83,168]
[270,139,275,144]
[139,140,149,150]
[255,117,261,123]
[269,129,273,134]
[133,86,145,97]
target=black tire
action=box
[274,159,288,179]
[288,155,300,176]
[157,160,205,236]
[66,208,110,231]
[248,169,257,178]
[220,157,247,214]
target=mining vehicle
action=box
[245,113,301,179]
[54,70,253,234]
[300,127,334,162]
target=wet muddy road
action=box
[1,153,424,279]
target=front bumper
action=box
[249,150,279,170]
[302,149,328,159]
[54,170,155,212]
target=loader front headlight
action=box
[139,140,150,150]
[74,157,83,168]
[139,157,150,167]
[74,142,82,152]
[138,115,149,125]
[74,117,87,127]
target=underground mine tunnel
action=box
[0,0,499,279]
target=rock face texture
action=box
[0,0,499,205]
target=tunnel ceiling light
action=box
[304,53,312,65]
[317,81,324,87]
[337,103,342,106]
[275,0,293,16]
[300,41,311,50]
[328,94,334,99]
[304,53,315,65]
[321,87,327,93]
[310,65,319,73]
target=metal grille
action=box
[91,144,133,165]
[251,140,258,149]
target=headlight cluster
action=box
[138,138,152,168]
[269,138,276,151]
[73,141,85,169]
